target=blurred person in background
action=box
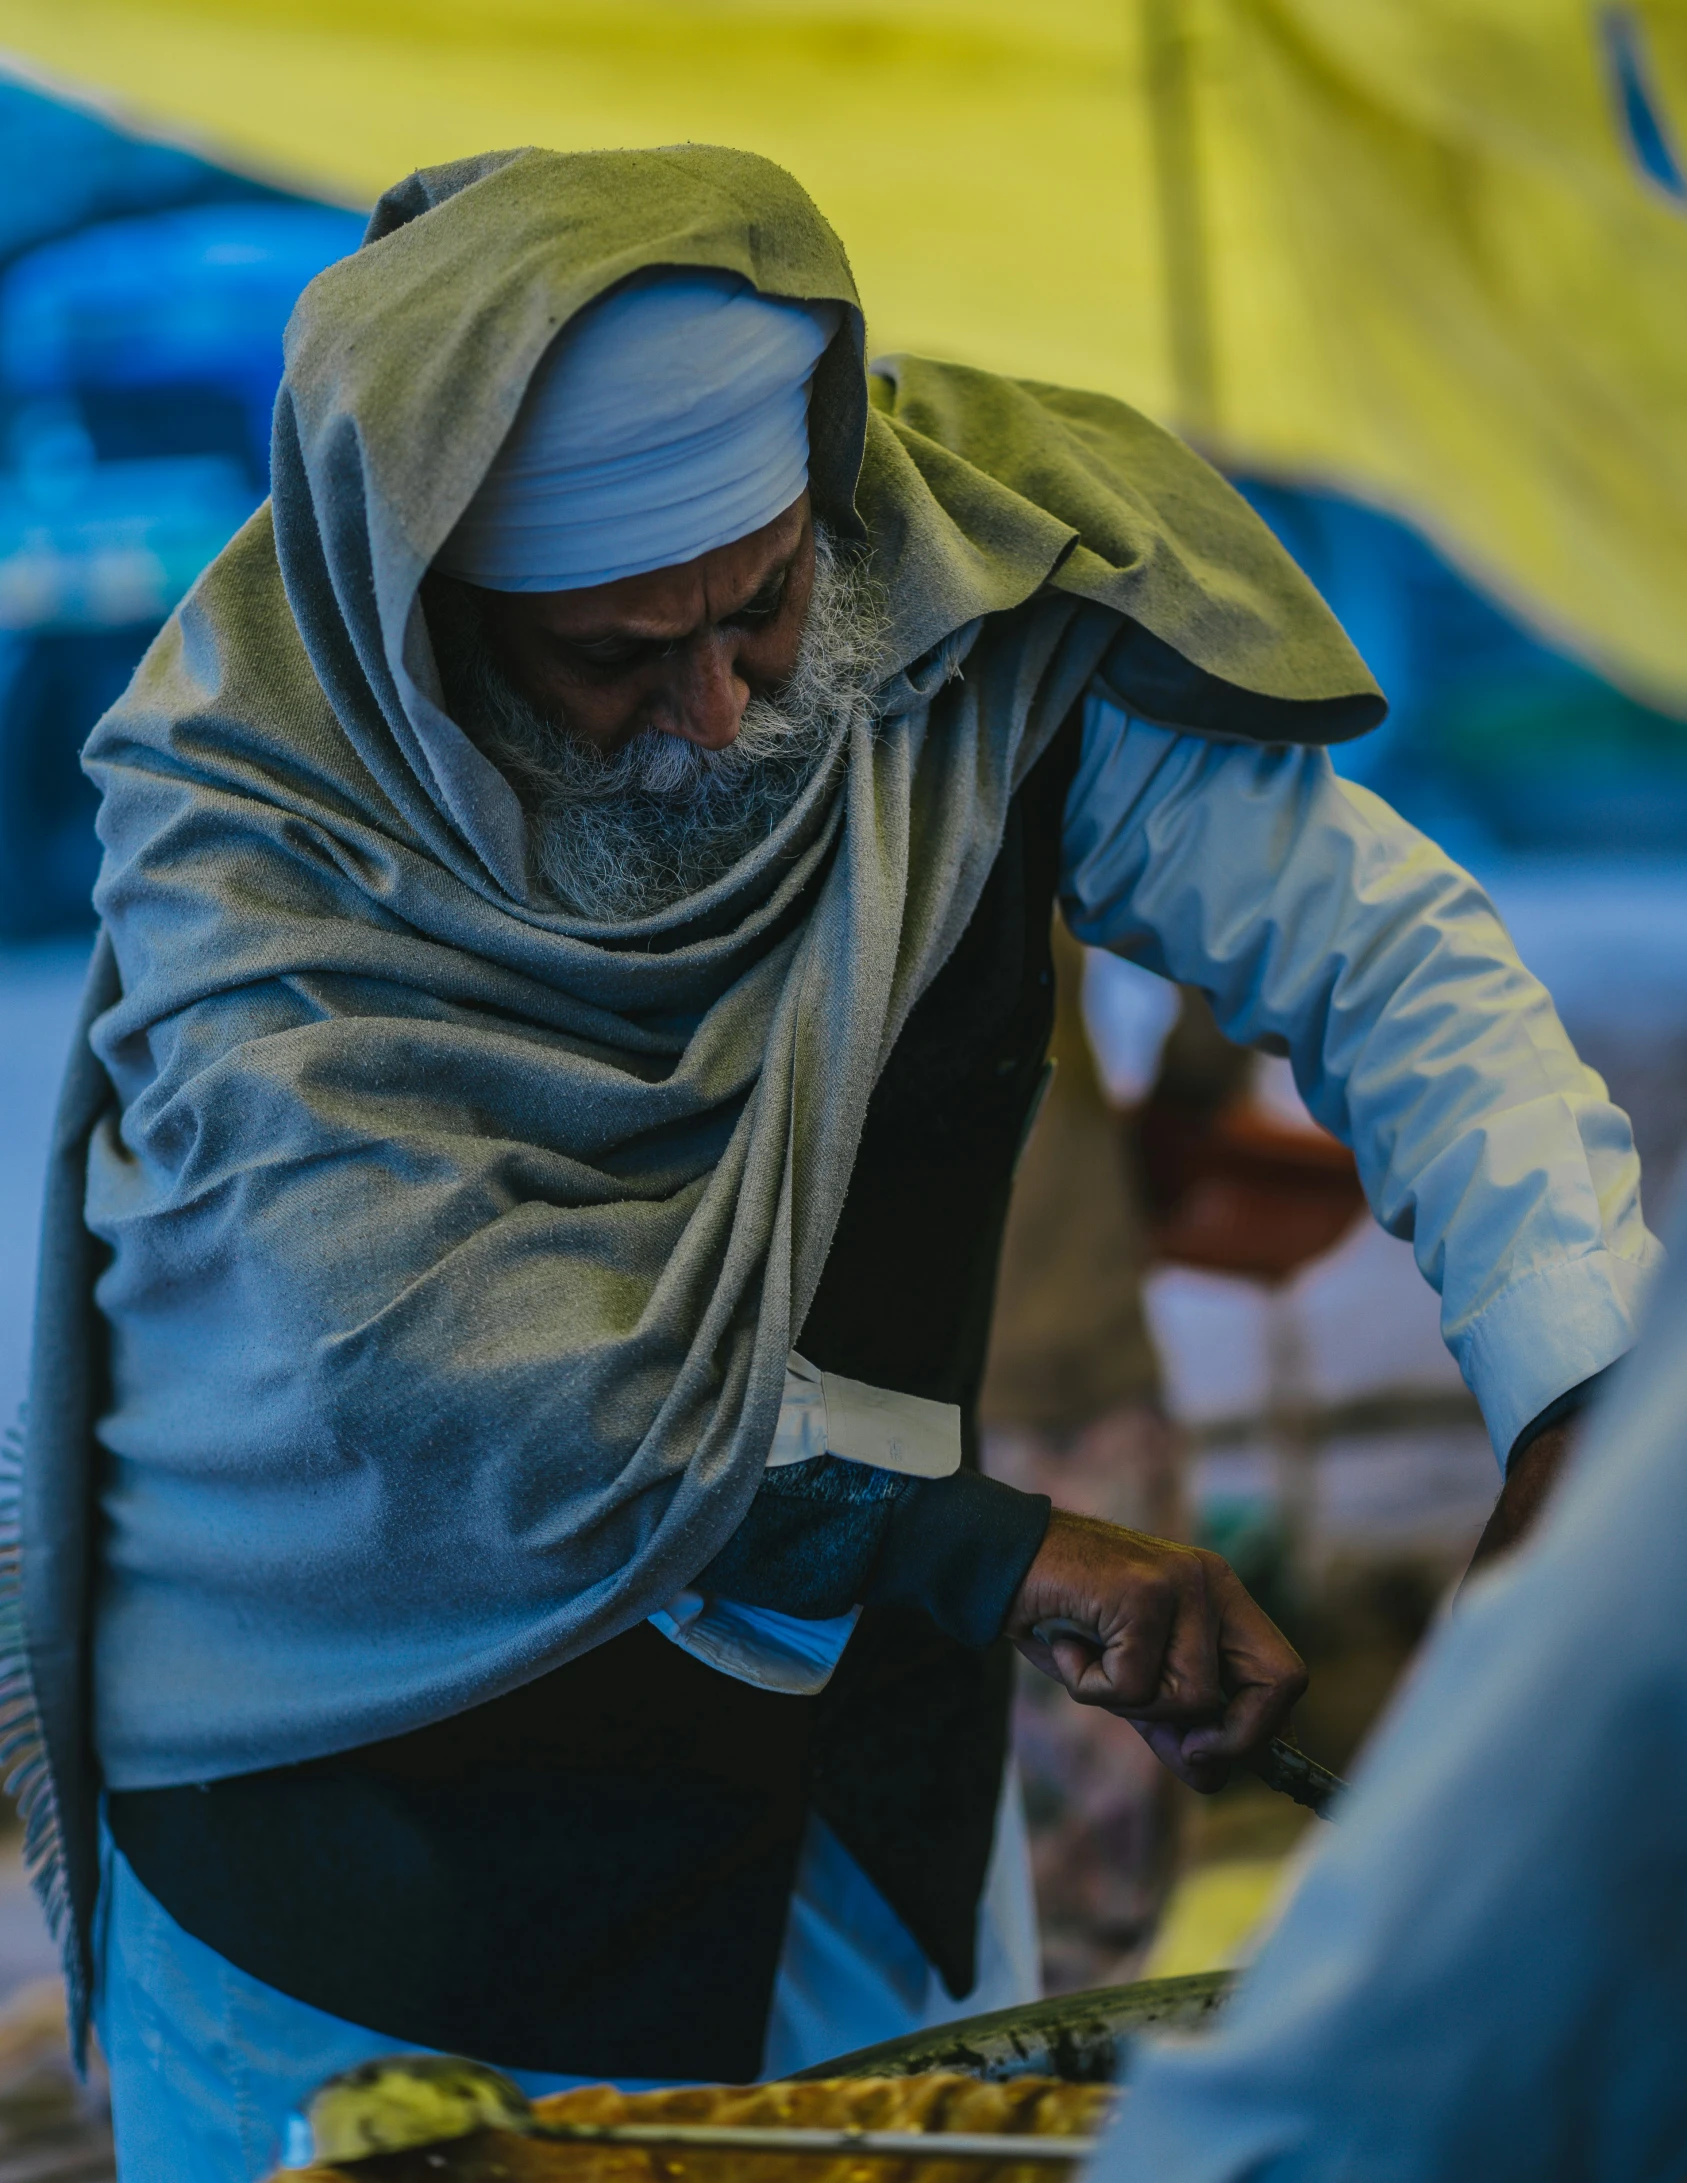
[981,952,1369,1993]
[981,924,1186,1992]
[1096,1220,1687,2183]
[7,147,1658,2176]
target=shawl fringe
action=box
[0,1411,82,2055]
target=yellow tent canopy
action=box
[3,0,1684,709]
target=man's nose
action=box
[659,631,747,750]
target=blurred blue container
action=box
[0,197,365,937]
[0,202,366,483]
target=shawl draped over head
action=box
[11,144,1383,2030]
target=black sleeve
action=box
[1506,1364,1619,1470]
[695,1456,1052,1649]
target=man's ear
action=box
[418,570,491,724]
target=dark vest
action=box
[107,715,1081,2082]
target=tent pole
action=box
[1144,0,1218,448]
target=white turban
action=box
[435,270,840,592]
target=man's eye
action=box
[728,577,788,629]
[568,637,660,669]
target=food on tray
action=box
[278,2068,1116,2181]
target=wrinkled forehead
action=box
[434,269,841,598]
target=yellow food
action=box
[278,2070,1115,2182]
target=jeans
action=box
[94,1776,1037,2180]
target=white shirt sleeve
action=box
[1061,696,1662,1463]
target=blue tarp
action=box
[1241,480,1687,862]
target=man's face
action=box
[471,493,815,753]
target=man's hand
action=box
[1004,1509,1307,1793]
[1466,1419,1576,1571]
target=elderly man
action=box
[11,146,1653,2178]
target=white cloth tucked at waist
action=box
[651,1355,961,1692]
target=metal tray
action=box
[797,1970,1235,2084]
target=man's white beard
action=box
[438,524,883,921]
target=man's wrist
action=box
[1468,1420,1574,1570]
[1473,1355,1627,1572]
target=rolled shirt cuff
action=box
[1506,1363,1621,1469]
[1456,1242,1663,1467]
